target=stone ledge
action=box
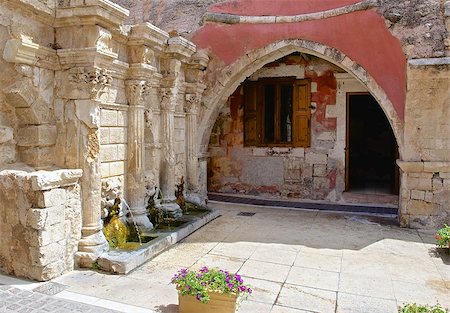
[129,23,169,51]
[397,160,450,173]
[408,57,450,67]
[3,38,59,70]
[55,0,129,29]
[0,167,83,191]
[2,0,54,25]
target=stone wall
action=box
[208,54,348,200]
[398,59,450,228]
[0,169,82,281]
[100,107,128,182]
[0,1,56,168]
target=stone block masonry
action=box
[0,169,82,281]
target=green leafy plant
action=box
[436,224,450,249]
[398,303,448,313]
[171,267,252,304]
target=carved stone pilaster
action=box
[142,83,161,200]
[125,80,153,232]
[75,100,108,266]
[185,93,202,194]
[159,87,177,202]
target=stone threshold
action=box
[96,209,220,274]
[208,193,398,216]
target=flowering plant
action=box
[171,267,252,304]
[436,224,450,249]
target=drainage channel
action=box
[208,193,398,216]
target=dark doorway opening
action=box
[346,93,399,195]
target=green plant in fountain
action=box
[436,224,450,251]
[398,303,448,313]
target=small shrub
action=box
[398,303,448,313]
[436,224,450,249]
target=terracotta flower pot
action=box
[178,292,238,313]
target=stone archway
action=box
[198,39,404,158]
[195,39,404,201]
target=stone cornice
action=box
[1,0,55,26]
[55,0,129,31]
[127,63,160,81]
[128,23,169,52]
[408,57,450,67]
[3,37,59,70]
[202,0,377,25]
[397,161,450,173]
[165,36,196,61]
[57,47,118,68]
[184,82,207,95]
[187,50,209,70]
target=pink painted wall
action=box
[192,0,406,120]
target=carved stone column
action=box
[125,80,153,232]
[75,99,109,264]
[160,88,178,204]
[184,51,209,203]
[143,80,162,197]
[185,93,201,194]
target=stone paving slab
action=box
[3,204,450,312]
[0,286,122,313]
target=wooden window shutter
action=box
[244,82,261,146]
[293,80,311,147]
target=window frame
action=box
[243,77,311,148]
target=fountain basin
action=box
[96,208,220,274]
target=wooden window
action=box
[244,78,311,147]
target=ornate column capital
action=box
[160,87,176,111]
[125,80,147,106]
[184,93,201,115]
[69,67,113,100]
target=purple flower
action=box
[235,274,243,283]
[227,283,233,289]
[199,266,209,273]
[238,285,246,292]
[247,287,252,294]
[196,274,203,279]
[196,293,201,301]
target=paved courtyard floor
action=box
[1,202,449,312]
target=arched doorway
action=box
[203,49,401,205]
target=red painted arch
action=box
[192,1,406,120]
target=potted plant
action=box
[171,267,252,313]
[436,224,450,254]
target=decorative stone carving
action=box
[125,80,145,106]
[160,87,176,111]
[69,67,113,99]
[184,93,201,114]
[96,28,113,53]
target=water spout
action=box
[120,196,142,245]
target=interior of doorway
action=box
[345,93,399,195]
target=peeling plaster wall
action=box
[208,54,344,200]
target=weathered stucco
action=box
[208,54,345,200]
